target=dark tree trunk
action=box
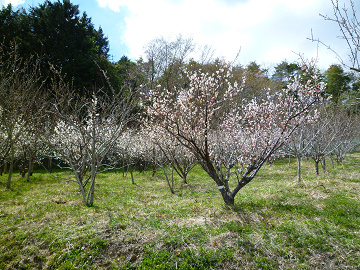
[130,167,135,185]
[321,158,327,173]
[6,146,14,190]
[219,187,235,205]
[4,161,7,174]
[27,156,35,182]
[182,175,188,185]
[315,160,320,175]
[297,155,302,184]
[48,158,52,173]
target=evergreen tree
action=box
[0,1,111,94]
[272,61,301,87]
[324,64,351,104]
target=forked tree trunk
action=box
[75,172,87,205]
[219,187,235,205]
[314,160,320,175]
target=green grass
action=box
[0,154,360,269]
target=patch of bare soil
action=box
[92,225,158,268]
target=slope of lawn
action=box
[0,153,359,269]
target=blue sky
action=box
[1,0,351,70]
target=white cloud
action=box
[96,0,342,68]
[96,0,125,12]
[0,0,25,6]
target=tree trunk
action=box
[87,125,97,206]
[182,174,188,184]
[87,178,95,206]
[6,146,14,190]
[330,155,335,168]
[297,155,302,184]
[321,158,327,173]
[27,156,35,182]
[171,167,174,188]
[219,187,235,205]
[122,159,125,177]
[199,157,237,205]
[125,165,129,177]
[21,168,26,178]
[4,160,7,174]
[75,172,87,205]
[152,148,157,177]
[130,167,135,185]
[315,160,320,175]
[161,166,175,194]
[48,157,52,173]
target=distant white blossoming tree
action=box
[139,125,197,193]
[49,72,136,206]
[302,108,359,175]
[0,44,45,189]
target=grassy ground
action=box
[0,153,359,269]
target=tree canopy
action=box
[0,0,111,92]
[324,64,351,104]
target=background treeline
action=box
[0,0,359,206]
[2,0,360,105]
